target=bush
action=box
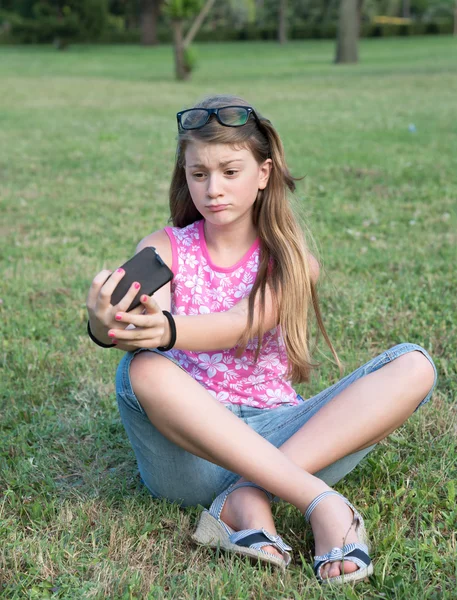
[11,15,80,46]
[78,0,108,40]
[361,20,453,38]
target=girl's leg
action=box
[129,351,367,568]
[129,351,332,511]
[224,347,436,576]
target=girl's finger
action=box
[113,311,163,329]
[86,269,113,308]
[108,327,161,343]
[116,339,160,350]
[97,268,127,307]
[115,280,142,312]
[140,294,162,315]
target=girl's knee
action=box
[393,349,436,396]
[130,351,174,401]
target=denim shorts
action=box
[115,342,437,508]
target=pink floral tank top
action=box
[163,220,300,410]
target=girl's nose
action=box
[207,174,222,198]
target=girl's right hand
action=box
[86,268,145,345]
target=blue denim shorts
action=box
[115,342,437,508]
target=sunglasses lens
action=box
[218,107,249,126]
[180,109,209,130]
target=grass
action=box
[1,36,456,598]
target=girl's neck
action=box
[203,217,258,263]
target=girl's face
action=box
[184,141,271,227]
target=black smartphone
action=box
[109,247,173,312]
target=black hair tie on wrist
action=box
[87,321,116,348]
[158,310,176,351]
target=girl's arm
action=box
[111,252,320,352]
[86,229,172,348]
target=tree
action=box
[140,0,163,45]
[455,0,457,35]
[278,0,288,44]
[163,0,215,80]
[335,0,362,64]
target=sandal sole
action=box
[320,563,374,585]
[191,510,288,570]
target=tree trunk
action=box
[183,0,216,47]
[454,0,457,36]
[171,20,189,81]
[335,0,360,64]
[402,0,410,19]
[171,0,215,81]
[278,0,288,45]
[140,0,161,46]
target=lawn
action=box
[1,36,456,599]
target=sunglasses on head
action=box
[176,105,266,131]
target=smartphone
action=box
[109,247,173,312]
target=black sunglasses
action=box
[176,105,266,131]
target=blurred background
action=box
[1,2,456,598]
[1,1,457,77]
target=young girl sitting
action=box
[86,95,437,585]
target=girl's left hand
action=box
[108,294,170,351]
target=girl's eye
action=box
[225,170,238,176]
[193,173,205,179]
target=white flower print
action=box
[185,274,204,296]
[173,281,183,296]
[246,257,259,272]
[174,228,194,247]
[234,356,251,371]
[197,353,229,378]
[209,390,230,403]
[246,338,260,351]
[189,365,204,381]
[242,272,254,285]
[189,304,211,315]
[181,294,191,303]
[185,254,198,269]
[246,374,266,390]
[209,287,227,303]
[239,395,256,406]
[234,282,253,299]
[190,293,205,306]
[221,296,235,310]
[258,353,280,369]
[202,265,215,282]
[229,379,245,392]
[222,369,240,382]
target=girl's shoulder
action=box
[135,228,173,271]
[135,220,202,274]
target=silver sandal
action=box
[192,481,292,570]
[304,490,373,585]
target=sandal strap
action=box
[210,481,274,526]
[304,490,361,525]
[314,543,371,581]
[230,528,292,565]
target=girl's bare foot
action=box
[219,486,284,559]
[308,495,361,579]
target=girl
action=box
[86,95,437,585]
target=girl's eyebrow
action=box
[188,159,244,168]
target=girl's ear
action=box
[258,158,272,190]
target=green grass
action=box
[1,36,456,599]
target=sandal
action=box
[304,490,373,585]
[192,481,292,570]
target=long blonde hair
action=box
[169,94,340,384]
